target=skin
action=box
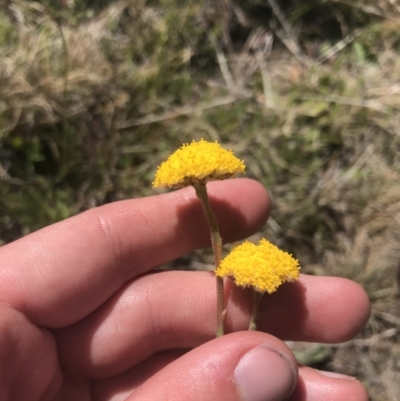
[0,178,370,401]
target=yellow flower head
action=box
[215,239,300,293]
[153,139,245,188]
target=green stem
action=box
[194,182,224,337]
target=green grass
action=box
[1,0,400,398]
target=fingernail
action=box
[234,344,297,401]
[315,369,357,382]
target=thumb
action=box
[234,341,297,401]
[129,331,297,401]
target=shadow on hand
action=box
[174,185,253,249]
[259,280,309,341]
[221,278,309,337]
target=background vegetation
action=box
[1,0,400,398]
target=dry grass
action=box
[1,0,400,398]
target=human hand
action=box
[0,178,369,401]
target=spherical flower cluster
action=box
[215,239,300,293]
[153,139,245,188]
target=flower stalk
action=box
[194,181,225,337]
[249,290,263,331]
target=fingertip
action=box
[338,279,371,341]
[308,277,370,342]
[234,341,297,401]
[262,275,371,343]
[206,178,271,242]
[292,366,369,401]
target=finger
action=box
[0,179,270,328]
[56,272,369,378]
[91,350,186,401]
[0,304,62,401]
[291,366,368,401]
[91,353,368,401]
[122,331,297,401]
